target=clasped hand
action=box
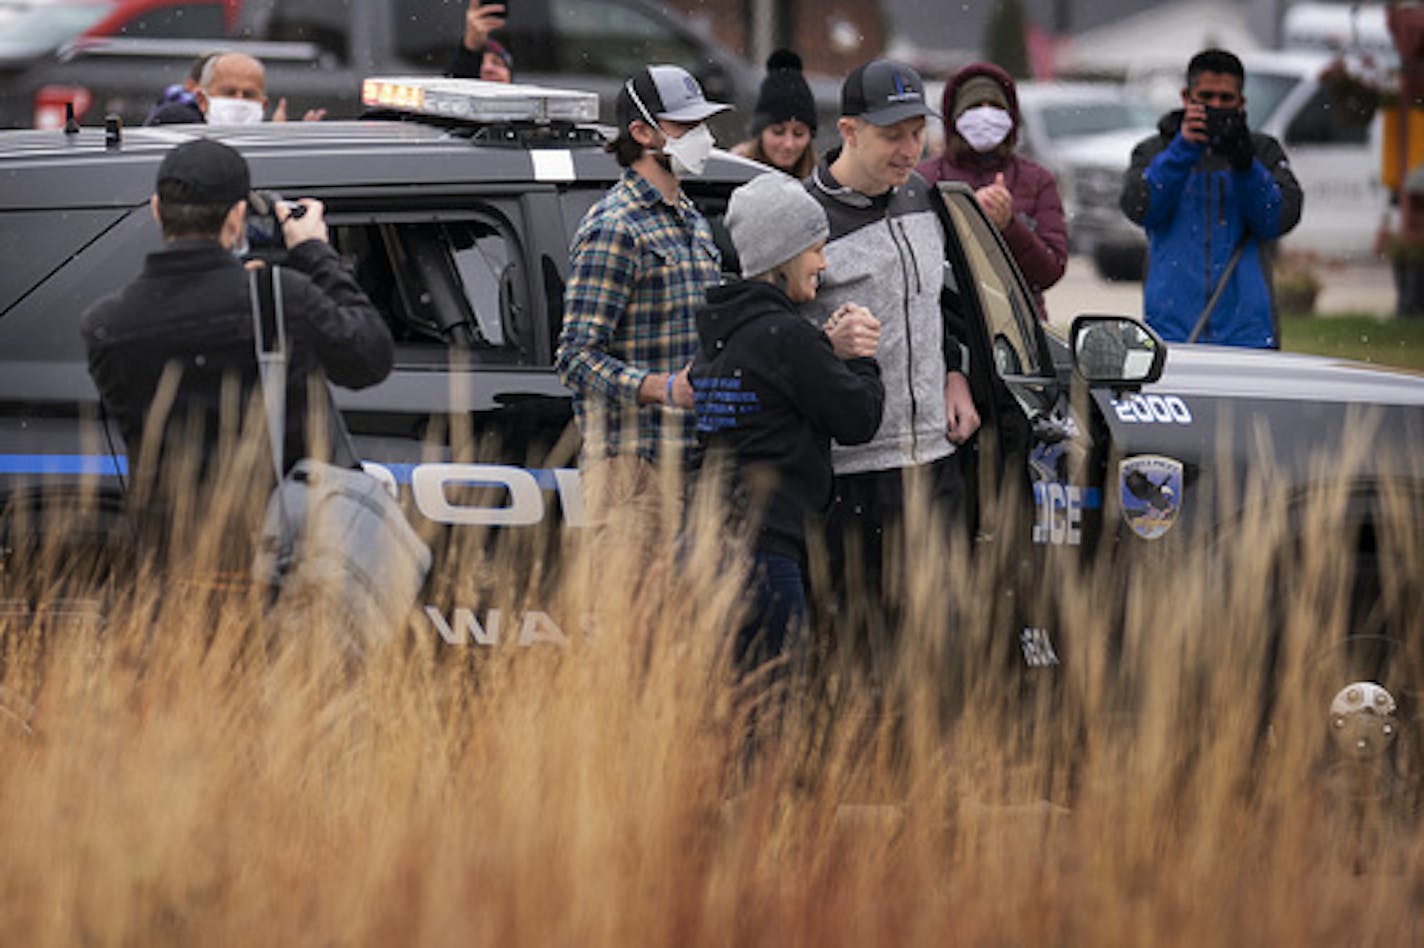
[823,303,881,360]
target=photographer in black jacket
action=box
[82,138,393,567]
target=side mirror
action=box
[1070,315,1166,388]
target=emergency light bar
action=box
[361,77,600,124]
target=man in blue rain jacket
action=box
[1121,48,1303,348]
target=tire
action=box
[1263,532,1424,819]
[1297,634,1424,818]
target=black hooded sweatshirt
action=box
[689,279,884,560]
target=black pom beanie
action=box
[752,48,817,134]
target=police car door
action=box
[935,182,1085,672]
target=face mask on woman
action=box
[955,105,1014,153]
[206,96,264,125]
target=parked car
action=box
[0,0,240,127]
[3,77,1422,790]
[0,0,762,141]
[925,79,1159,281]
[0,0,239,59]
[1015,81,1158,282]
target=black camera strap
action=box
[1187,237,1247,344]
[248,264,362,477]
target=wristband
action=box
[665,373,676,406]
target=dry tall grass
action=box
[2,430,1423,946]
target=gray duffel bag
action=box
[249,266,431,653]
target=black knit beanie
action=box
[752,49,817,134]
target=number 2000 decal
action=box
[1111,394,1192,425]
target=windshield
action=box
[1040,101,1158,141]
[0,2,111,59]
[1242,72,1299,130]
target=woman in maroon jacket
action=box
[916,62,1068,320]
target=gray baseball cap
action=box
[840,59,940,126]
[616,64,732,128]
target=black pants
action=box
[822,454,966,683]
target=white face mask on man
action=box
[662,123,715,177]
[955,105,1014,153]
[206,96,264,125]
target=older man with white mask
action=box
[148,52,326,125]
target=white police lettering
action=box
[412,463,544,526]
[551,467,586,527]
[424,605,568,647]
[426,606,500,645]
[408,463,585,527]
[517,611,567,646]
[1033,483,1083,546]
[1020,627,1060,668]
[1112,394,1193,425]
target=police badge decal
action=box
[1119,455,1184,540]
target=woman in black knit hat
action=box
[732,49,818,179]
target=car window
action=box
[0,208,156,361]
[937,188,1042,377]
[1284,85,1370,146]
[330,212,534,365]
[1040,101,1157,141]
[548,0,702,76]
[1243,72,1299,131]
[0,3,109,57]
[559,189,601,245]
[117,4,226,38]
[0,209,130,317]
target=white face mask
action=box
[206,96,264,125]
[955,105,1014,153]
[663,123,715,177]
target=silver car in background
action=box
[1015,81,1157,281]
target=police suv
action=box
[2,79,1423,767]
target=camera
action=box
[1203,106,1245,150]
[244,189,307,259]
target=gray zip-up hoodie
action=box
[803,151,952,475]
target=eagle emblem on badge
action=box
[1119,455,1183,540]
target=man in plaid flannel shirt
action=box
[556,64,731,533]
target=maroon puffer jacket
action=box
[916,62,1068,318]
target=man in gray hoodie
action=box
[804,58,981,659]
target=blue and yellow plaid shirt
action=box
[556,169,721,464]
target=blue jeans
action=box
[730,551,808,775]
[732,551,807,681]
